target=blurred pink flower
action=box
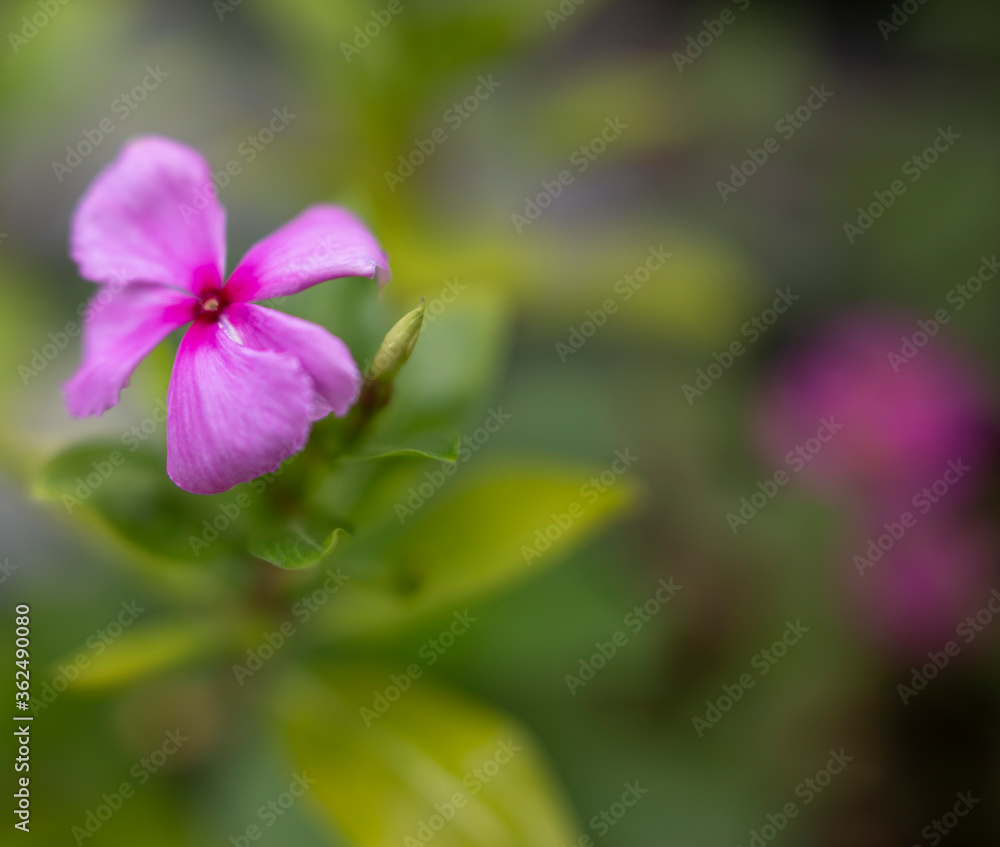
[755,311,998,655]
[845,518,995,656]
[65,136,390,495]
[755,312,994,502]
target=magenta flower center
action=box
[197,290,225,319]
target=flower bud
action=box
[367,300,425,383]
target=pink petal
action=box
[72,136,227,293]
[166,318,315,495]
[224,205,389,303]
[225,303,361,419]
[64,284,197,417]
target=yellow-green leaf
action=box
[55,619,228,691]
[276,666,580,847]
[324,461,639,637]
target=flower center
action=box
[197,290,224,318]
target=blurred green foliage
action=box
[2,0,1000,844]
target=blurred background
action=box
[2,0,1000,844]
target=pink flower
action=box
[843,518,994,656]
[64,136,390,495]
[755,312,994,501]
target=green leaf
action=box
[33,443,251,567]
[323,462,640,637]
[351,430,461,464]
[276,666,579,847]
[56,619,228,691]
[249,519,351,570]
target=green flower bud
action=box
[367,300,425,383]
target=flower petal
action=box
[224,205,389,302]
[225,303,361,419]
[64,284,197,417]
[72,136,227,293]
[166,318,314,495]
